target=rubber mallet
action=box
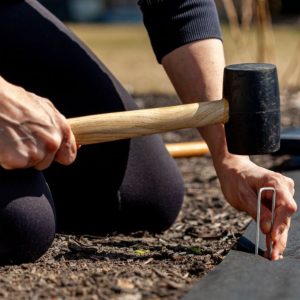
[68,63,280,155]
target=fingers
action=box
[237,187,272,233]
[33,119,77,169]
[270,204,295,260]
[271,220,289,260]
[26,97,77,169]
[0,88,77,170]
[41,100,77,166]
[54,125,77,166]
[33,130,63,170]
[239,173,296,261]
[260,176,297,260]
[0,131,59,170]
[216,157,297,261]
[234,188,278,258]
[263,223,286,260]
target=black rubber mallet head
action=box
[68,63,281,156]
[224,63,280,155]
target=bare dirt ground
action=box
[0,89,299,300]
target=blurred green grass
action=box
[68,23,300,94]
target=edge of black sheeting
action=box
[182,170,300,300]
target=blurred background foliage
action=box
[38,0,300,94]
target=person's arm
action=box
[161,39,226,159]
[0,76,77,170]
[139,0,297,259]
[162,39,296,260]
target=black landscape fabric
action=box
[183,169,300,300]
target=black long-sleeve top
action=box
[138,0,222,63]
[2,0,222,64]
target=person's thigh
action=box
[0,0,184,234]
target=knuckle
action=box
[288,201,298,214]
[61,119,72,135]
[62,127,77,152]
[37,95,52,105]
[45,124,77,166]
[44,133,62,152]
[287,178,295,190]
[287,178,295,195]
[280,200,297,215]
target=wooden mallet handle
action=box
[67,64,280,155]
[165,141,209,158]
[68,99,228,145]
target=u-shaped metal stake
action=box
[255,187,276,259]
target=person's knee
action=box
[148,177,185,232]
[120,173,185,233]
[0,195,56,264]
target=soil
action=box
[0,89,299,300]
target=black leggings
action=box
[0,0,184,264]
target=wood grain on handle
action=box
[68,99,228,145]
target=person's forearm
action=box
[161,39,248,167]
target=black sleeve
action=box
[137,0,222,63]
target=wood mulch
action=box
[0,89,299,300]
